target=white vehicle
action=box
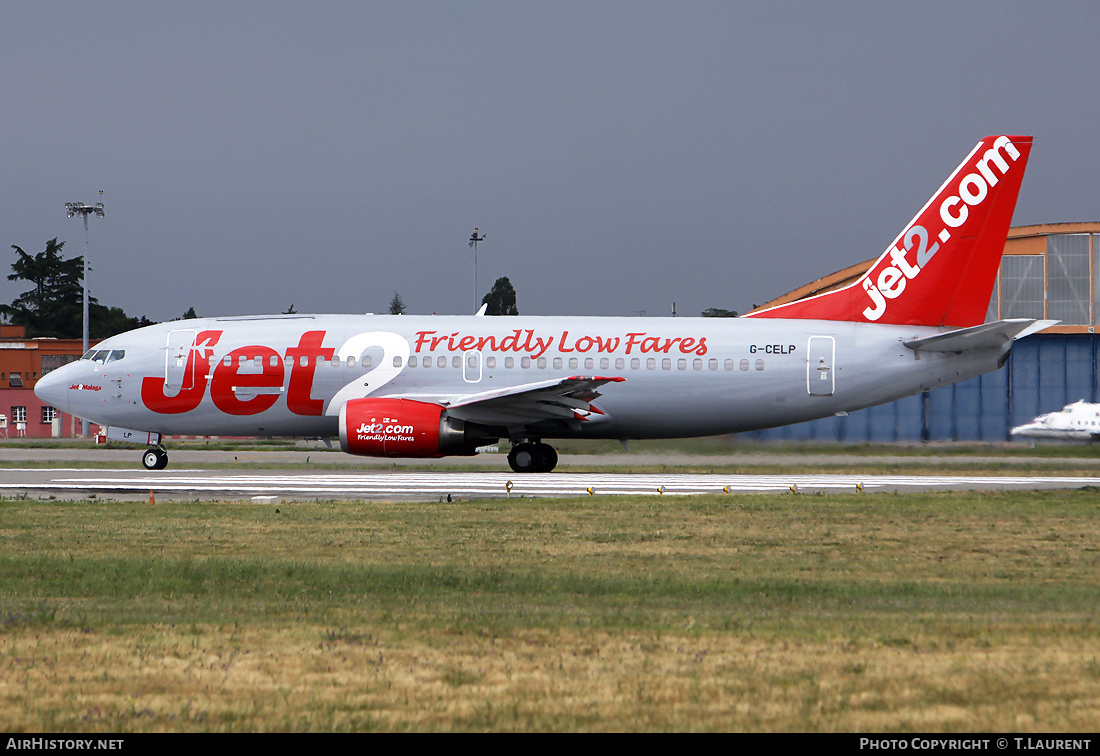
[36,135,1049,472]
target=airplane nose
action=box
[34,362,75,414]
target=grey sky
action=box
[2,1,1098,322]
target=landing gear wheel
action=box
[535,443,558,473]
[508,443,538,473]
[142,448,168,470]
[508,442,558,473]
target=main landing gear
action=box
[507,441,558,473]
[141,447,169,470]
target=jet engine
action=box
[339,397,494,458]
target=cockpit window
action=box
[80,350,96,360]
[106,350,125,363]
[91,350,110,364]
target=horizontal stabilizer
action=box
[904,319,1057,353]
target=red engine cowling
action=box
[339,398,491,458]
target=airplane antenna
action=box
[468,227,486,312]
[65,200,106,437]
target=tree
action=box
[91,305,137,339]
[1,238,153,339]
[701,307,738,318]
[388,291,407,315]
[282,304,297,314]
[0,238,87,338]
[182,306,199,319]
[481,276,518,316]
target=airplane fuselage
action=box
[41,313,1007,441]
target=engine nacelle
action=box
[339,398,491,458]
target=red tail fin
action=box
[746,135,1033,327]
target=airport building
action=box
[744,223,1100,442]
[0,325,85,438]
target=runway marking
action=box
[2,470,1097,499]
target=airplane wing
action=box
[392,375,625,426]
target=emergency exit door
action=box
[463,350,482,383]
[807,336,835,396]
[165,329,197,391]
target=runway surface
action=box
[1,467,1097,501]
[2,447,1100,468]
[0,447,1096,501]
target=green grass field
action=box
[2,488,1100,731]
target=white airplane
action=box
[36,135,1053,473]
[1011,401,1100,442]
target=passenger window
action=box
[505,356,514,368]
[521,357,530,368]
[485,356,496,369]
[646,358,656,370]
[755,359,764,371]
[693,359,702,370]
[568,358,578,369]
[661,358,671,370]
[347,356,356,367]
[708,359,718,371]
[437,356,446,368]
[615,358,624,370]
[584,358,594,370]
[409,356,418,367]
[677,359,686,370]
[452,356,461,368]
[393,356,403,367]
[600,357,609,370]
[537,357,547,369]
[553,357,562,369]
[631,358,640,370]
[739,359,749,371]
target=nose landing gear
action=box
[507,441,558,473]
[141,447,169,470]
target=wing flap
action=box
[391,375,624,427]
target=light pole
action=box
[65,201,104,437]
[468,228,485,312]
